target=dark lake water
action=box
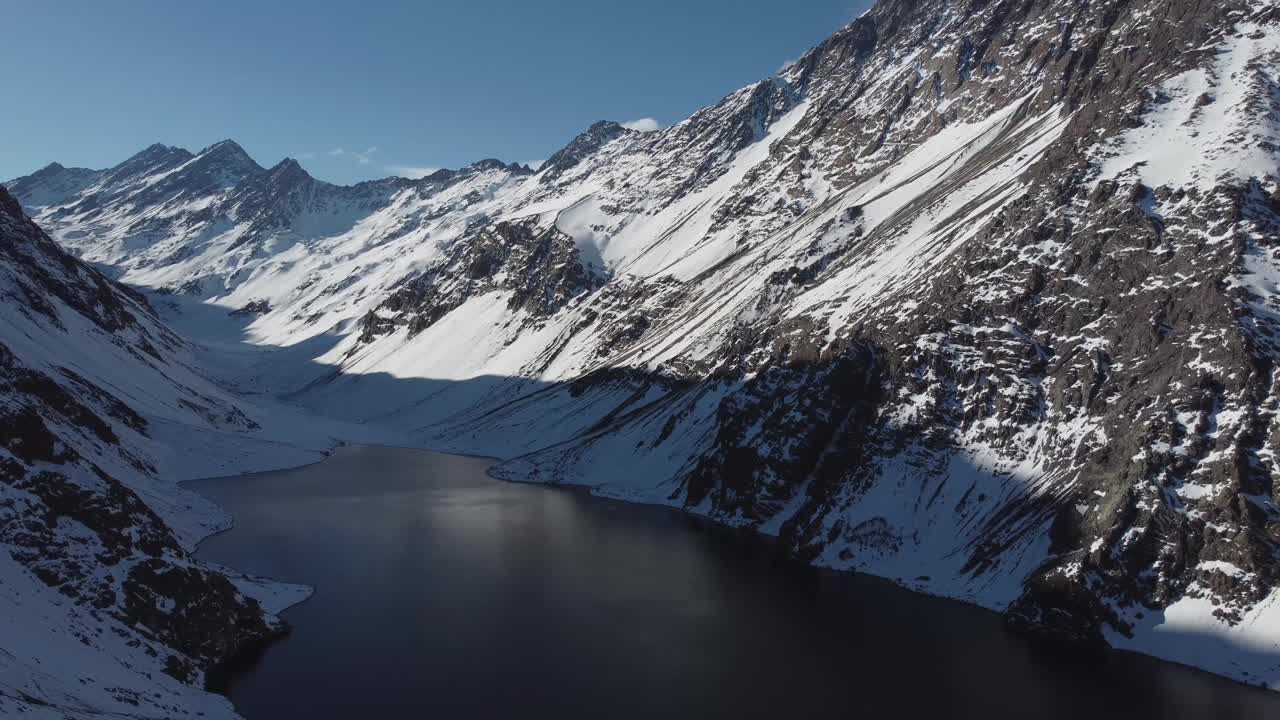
[191,445,1280,719]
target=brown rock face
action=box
[443,0,1280,658]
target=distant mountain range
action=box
[4,0,1280,714]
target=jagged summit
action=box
[5,136,560,219]
[196,138,261,168]
[465,158,534,174]
[131,142,194,165]
[96,142,194,189]
[139,141,183,155]
[409,158,534,186]
[199,138,249,154]
[3,160,101,210]
[5,162,69,187]
[539,120,630,180]
[172,139,264,191]
[265,156,310,180]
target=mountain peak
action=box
[139,142,186,158]
[270,157,305,173]
[107,143,195,181]
[540,121,630,180]
[3,161,102,209]
[263,158,314,188]
[192,139,262,176]
[20,162,72,182]
[199,139,251,158]
[409,159,533,186]
[463,158,533,175]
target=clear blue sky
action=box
[2,0,868,185]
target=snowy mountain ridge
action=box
[5,0,1280,707]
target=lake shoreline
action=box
[189,445,1280,718]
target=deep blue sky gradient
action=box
[3,0,869,184]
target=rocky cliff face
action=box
[10,0,1280,691]
[0,187,306,719]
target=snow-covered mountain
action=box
[8,0,1280,699]
[0,178,407,715]
[0,183,321,718]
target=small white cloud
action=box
[622,118,662,133]
[330,146,380,165]
[777,57,799,73]
[387,165,442,179]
